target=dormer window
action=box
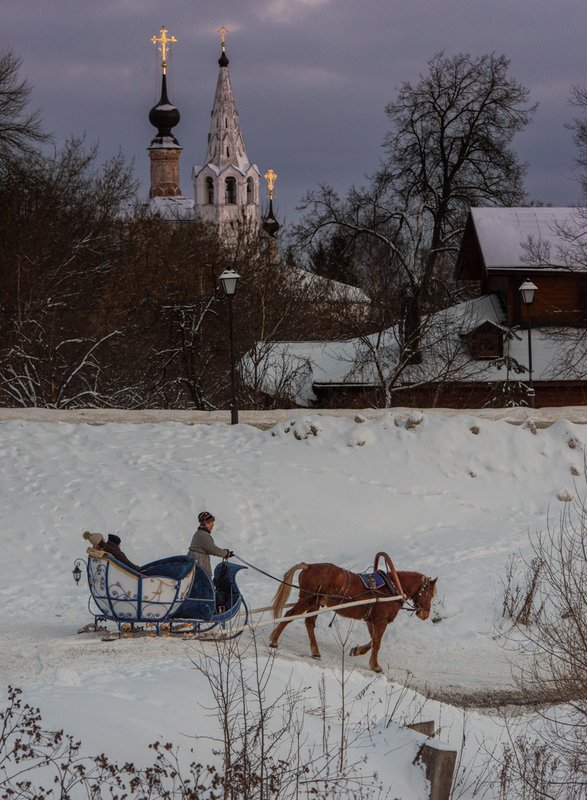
[464,321,504,360]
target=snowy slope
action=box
[1,409,585,797]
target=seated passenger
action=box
[82,531,142,572]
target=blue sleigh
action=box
[80,553,248,637]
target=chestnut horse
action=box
[269,552,437,673]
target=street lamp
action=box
[519,279,538,408]
[219,269,241,424]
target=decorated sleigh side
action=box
[79,552,247,638]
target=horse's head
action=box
[412,576,437,620]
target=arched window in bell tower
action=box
[246,177,255,204]
[225,177,237,204]
[206,177,214,204]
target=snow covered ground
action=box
[1,407,586,797]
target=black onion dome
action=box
[263,199,280,238]
[149,73,180,138]
[218,48,229,68]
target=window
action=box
[467,323,503,360]
[246,177,254,204]
[225,177,236,204]
[206,177,214,205]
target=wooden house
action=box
[244,207,587,409]
[456,207,587,329]
[452,207,587,407]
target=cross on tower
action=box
[218,25,230,52]
[151,26,177,74]
[264,169,278,199]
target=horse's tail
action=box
[272,562,307,619]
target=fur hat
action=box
[107,534,121,546]
[83,531,104,547]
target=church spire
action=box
[193,30,260,228]
[148,25,182,198]
[204,27,250,171]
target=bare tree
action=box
[501,494,587,798]
[293,52,535,399]
[569,84,587,198]
[0,138,137,407]
[0,48,50,175]
[518,84,587,381]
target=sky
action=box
[1,408,586,796]
[2,0,586,227]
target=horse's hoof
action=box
[269,642,278,649]
[372,666,383,673]
[311,654,321,660]
[349,647,358,657]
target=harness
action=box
[357,569,399,595]
[235,553,428,614]
[410,576,432,615]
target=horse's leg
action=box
[304,602,323,659]
[368,620,386,673]
[349,620,374,658]
[269,594,317,650]
[349,623,373,656]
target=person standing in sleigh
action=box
[187,511,234,576]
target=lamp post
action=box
[519,279,538,408]
[219,269,241,424]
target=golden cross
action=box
[218,25,230,52]
[264,168,278,199]
[151,26,177,74]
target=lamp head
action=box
[219,269,240,297]
[519,279,538,306]
[72,562,82,584]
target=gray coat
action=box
[188,525,230,576]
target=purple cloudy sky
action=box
[2,0,585,226]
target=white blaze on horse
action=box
[269,552,437,673]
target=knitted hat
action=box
[198,511,215,524]
[107,534,121,546]
[83,531,104,547]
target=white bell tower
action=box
[193,28,260,229]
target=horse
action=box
[269,552,437,673]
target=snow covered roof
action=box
[242,293,583,406]
[289,268,370,304]
[470,207,587,270]
[148,196,195,221]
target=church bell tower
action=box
[192,28,260,228]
